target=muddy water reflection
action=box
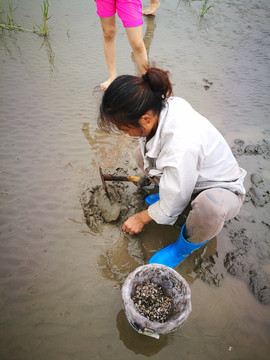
[116,309,169,356]
[98,233,145,283]
[41,37,55,76]
[143,16,157,57]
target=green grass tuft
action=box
[199,0,213,17]
[0,0,53,37]
[33,0,52,37]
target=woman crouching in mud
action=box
[98,67,247,269]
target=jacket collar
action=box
[140,100,170,158]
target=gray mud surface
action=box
[1,1,270,359]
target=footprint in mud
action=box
[189,253,224,287]
[247,173,270,208]
[178,237,224,288]
[202,78,213,91]
[232,139,270,208]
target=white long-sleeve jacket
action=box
[139,97,247,225]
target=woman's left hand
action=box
[122,210,152,235]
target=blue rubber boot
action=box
[145,193,160,205]
[149,223,210,268]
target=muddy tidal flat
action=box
[0,1,270,359]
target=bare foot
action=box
[142,1,160,16]
[100,75,117,91]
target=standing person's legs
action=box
[99,15,118,90]
[117,0,148,74]
[125,26,148,74]
[143,0,160,16]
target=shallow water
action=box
[0,0,270,359]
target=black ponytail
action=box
[98,67,173,133]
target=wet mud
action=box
[81,138,270,304]
[81,171,150,282]
[180,138,270,304]
[83,184,122,226]
[1,0,270,358]
[224,138,270,304]
[81,169,149,232]
[177,137,270,303]
[189,250,224,287]
[97,233,146,283]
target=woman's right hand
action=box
[122,210,152,235]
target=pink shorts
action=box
[95,0,143,27]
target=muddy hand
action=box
[122,210,152,235]
[123,214,145,234]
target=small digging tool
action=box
[99,166,140,200]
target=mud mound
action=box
[224,138,270,304]
[232,138,270,159]
[224,229,270,304]
[81,181,148,233]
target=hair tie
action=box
[142,73,149,82]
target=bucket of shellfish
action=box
[121,263,192,339]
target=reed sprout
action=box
[0,0,25,32]
[6,0,16,25]
[33,0,52,37]
[199,0,213,17]
[176,0,213,17]
[0,0,52,37]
